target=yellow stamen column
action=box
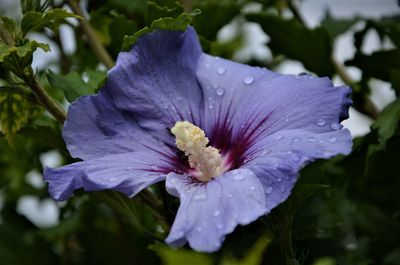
[171,121,224,182]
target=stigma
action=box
[171,121,225,182]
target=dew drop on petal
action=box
[150,165,158,170]
[217,224,223,229]
[330,123,342,130]
[266,187,273,194]
[243,75,254,85]
[196,227,202,232]
[216,87,225,96]
[316,119,326,126]
[329,136,337,143]
[193,192,208,201]
[125,167,135,171]
[319,139,325,143]
[227,193,233,198]
[250,186,256,191]
[232,173,244,181]
[213,210,221,217]
[307,136,316,142]
[261,149,271,156]
[291,137,300,143]
[208,104,213,110]
[109,177,117,182]
[217,66,226,74]
[275,135,284,140]
[205,63,210,68]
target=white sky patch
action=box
[26,170,46,189]
[17,196,59,228]
[342,107,373,137]
[40,150,63,168]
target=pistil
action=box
[171,121,225,181]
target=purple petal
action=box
[104,27,203,144]
[196,54,279,141]
[64,90,169,160]
[241,129,351,206]
[196,57,351,163]
[165,169,266,252]
[44,151,170,200]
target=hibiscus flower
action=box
[44,27,352,252]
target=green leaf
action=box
[0,93,30,144]
[149,243,213,265]
[221,232,273,265]
[193,1,240,40]
[0,16,16,33]
[288,183,330,212]
[20,0,50,14]
[122,9,200,51]
[345,49,400,82]
[0,41,49,62]
[321,12,357,40]
[247,13,334,76]
[0,40,49,75]
[371,98,400,149]
[21,8,80,36]
[47,70,105,102]
[390,69,400,95]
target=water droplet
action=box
[196,227,202,232]
[150,165,158,170]
[178,230,184,237]
[208,97,212,101]
[277,177,282,182]
[232,173,244,181]
[205,63,210,68]
[125,167,135,171]
[217,224,223,229]
[216,87,225,96]
[275,135,284,140]
[109,177,117,182]
[227,193,233,198]
[316,119,326,126]
[217,66,226,74]
[291,137,300,143]
[329,136,337,143]
[261,149,271,156]
[208,104,213,109]
[307,137,316,142]
[250,186,256,191]
[243,75,254,85]
[319,139,325,143]
[193,192,207,201]
[213,210,221,217]
[330,123,342,130]
[299,72,311,76]
[266,187,273,194]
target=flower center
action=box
[171,121,225,182]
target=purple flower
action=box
[44,27,352,252]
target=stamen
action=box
[171,121,224,181]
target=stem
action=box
[23,68,67,123]
[66,0,114,69]
[287,0,379,119]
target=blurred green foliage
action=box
[1,0,400,264]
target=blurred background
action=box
[0,0,399,264]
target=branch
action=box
[66,0,114,69]
[23,68,67,123]
[287,0,379,119]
